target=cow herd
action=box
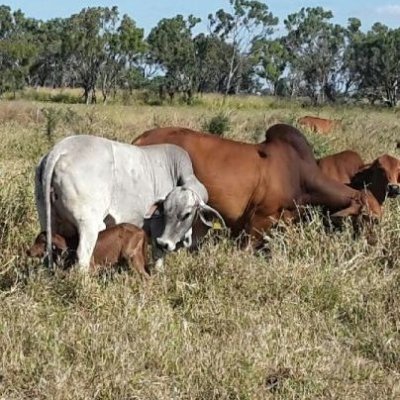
[27,121,400,277]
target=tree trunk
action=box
[83,85,90,104]
[102,75,108,104]
[224,45,238,101]
[91,87,97,104]
[186,88,193,104]
[385,81,397,107]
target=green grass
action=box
[0,93,399,399]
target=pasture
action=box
[0,93,399,399]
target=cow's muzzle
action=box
[156,238,176,252]
[387,183,400,197]
[156,229,192,253]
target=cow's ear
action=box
[144,199,164,219]
[198,203,226,229]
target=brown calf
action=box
[27,223,149,278]
[351,154,400,204]
[297,116,341,135]
[318,150,364,184]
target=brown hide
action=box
[351,154,400,204]
[297,116,341,135]
[133,125,381,245]
[318,150,364,184]
[27,223,149,277]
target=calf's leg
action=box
[125,234,150,279]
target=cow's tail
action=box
[42,148,64,269]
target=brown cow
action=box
[318,150,364,184]
[27,223,149,277]
[351,154,400,204]
[132,125,381,247]
[297,116,341,135]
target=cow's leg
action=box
[76,219,104,272]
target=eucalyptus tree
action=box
[251,38,287,95]
[100,14,145,102]
[347,23,400,106]
[62,7,119,104]
[208,0,278,96]
[147,14,200,102]
[0,6,38,96]
[283,7,345,103]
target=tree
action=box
[347,24,400,106]
[341,18,364,96]
[29,18,68,87]
[251,38,288,95]
[193,33,238,93]
[0,6,38,96]
[63,7,119,104]
[283,7,345,103]
[208,0,278,96]
[100,14,145,103]
[147,15,200,102]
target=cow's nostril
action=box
[388,184,400,195]
[156,238,171,251]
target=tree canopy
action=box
[0,2,399,106]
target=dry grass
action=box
[0,94,400,399]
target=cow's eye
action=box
[181,212,191,220]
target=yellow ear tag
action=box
[212,220,222,230]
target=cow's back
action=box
[133,127,262,229]
[44,135,164,232]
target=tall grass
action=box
[0,97,399,399]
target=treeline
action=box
[1,1,399,106]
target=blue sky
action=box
[4,1,400,34]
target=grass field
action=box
[0,94,399,399]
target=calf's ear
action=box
[351,164,373,187]
[198,203,226,229]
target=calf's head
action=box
[375,155,400,197]
[353,155,400,201]
[151,187,225,252]
[27,231,69,262]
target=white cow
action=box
[35,135,224,271]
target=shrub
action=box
[203,113,231,136]
[306,133,334,158]
[41,107,64,140]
